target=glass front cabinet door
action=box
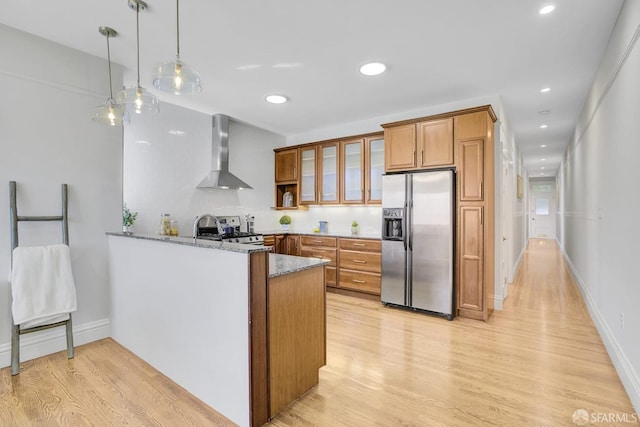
[319,143,339,204]
[299,146,317,205]
[366,135,384,203]
[341,138,364,204]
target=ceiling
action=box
[0,0,624,178]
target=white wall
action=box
[558,0,640,411]
[0,24,122,365]
[123,102,286,235]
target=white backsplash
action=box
[124,102,383,238]
[267,205,382,236]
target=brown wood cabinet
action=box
[340,138,365,204]
[286,235,300,256]
[454,108,496,321]
[338,238,381,295]
[384,124,417,171]
[276,132,383,207]
[300,236,337,287]
[383,117,453,173]
[275,149,298,182]
[417,118,454,167]
[458,138,484,201]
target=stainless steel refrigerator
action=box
[381,170,455,320]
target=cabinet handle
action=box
[353,243,365,247]
[313,240,323,244]
[480,209,483,226]
[352,279,366,284]
[420,150,424,164]
[353,260,366,264]
[479,181,483,198]
[294,166,297,179]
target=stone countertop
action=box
[269,253,329,278]
[258,230,381,240]
[106,232,271,254]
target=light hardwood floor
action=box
[1,239,637,426]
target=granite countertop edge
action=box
[258,230,381,240]
[106,232,271,254]
[269,253,330,278]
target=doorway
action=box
[528,179,557,239]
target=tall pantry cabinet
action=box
[382,105,496,321]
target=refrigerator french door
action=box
[381,170,455,320]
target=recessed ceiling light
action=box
[539,5,555,15]
[540,172,545,175]
[540,158,546,161]
[541,167,545,169]
[540,87,551,93]
[540,124,548,129]
[360,62,386,76]
[265,95,288,104]
[540,144,547,148]
[538,110,551,115]
[168,129,185,136]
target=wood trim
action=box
[249,252,269,427]
[381,105,497,129]
[274,130,384,153]
[327,286,381,301]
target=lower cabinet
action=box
[457,205,485,317]
[338,238,381,295]
[300,236,337,287]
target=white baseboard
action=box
[0,318,110,369]
[492,296,504,310]
[560,248,640,413]
[512,246,525,279]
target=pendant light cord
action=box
[176,0,181,59]
[136,1,141,87]
[106,33,114,99]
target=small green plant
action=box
[352,220,358,227]
[279,215,292,225]
[123,204,138,227]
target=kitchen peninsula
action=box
[106,233,328,427]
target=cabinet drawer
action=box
[338,238,381,252]
[301,235,337,247]
[300,247,337,267]
[339,269,380,295]
[339,250,381,273]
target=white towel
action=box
[11,244,77,328]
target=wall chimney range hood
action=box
[197,114,253,190]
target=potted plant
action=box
[279,215,292,231]
[122,204,138,233]
[351,220,359,235]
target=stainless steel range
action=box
[193,214,264,245]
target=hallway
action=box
[271,238,638,426]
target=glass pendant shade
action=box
[153,59,201,95]
[118,85,159,114]
[153,0,202,95]
[93,26,126,126]
[93,98,129,126]
[119,0,159,117]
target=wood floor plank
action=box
[0,238,636,426]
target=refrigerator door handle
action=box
[403,203,408,251]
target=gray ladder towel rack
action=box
[9,180,74,375]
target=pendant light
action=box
[92,27,127,126]
[118,0,159,115]
[152,0,201,95]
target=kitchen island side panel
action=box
[107,235,251,427]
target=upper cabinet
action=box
[365,135,384,204]
[417,118,454,167]
[299,146,318,205]
[384,124,417,171]
[275,149,298,182]
[340,138,364,204]
[383,117,453,173]
[319,142,340,204]
[275,132,383,207]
